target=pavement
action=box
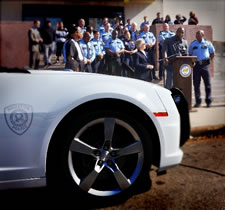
[189,55,225,135]
[190,104,225,136]
[40,55,225,136]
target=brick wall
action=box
[0,21,32,68]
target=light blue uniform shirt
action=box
[138,31,156,44]
[188,39,215,61]
[130,30,138,41]
[158,30,175,46]
[140,21,150,29]
[79,40,96,62]
[81,27,86,34]
[105,38,125,52]
[98,24,113,36]
[167,21,174,25]
[101,32,112,45]
[125,24,132,31]
[91,38,105,56]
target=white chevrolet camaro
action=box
[0,68,190,207]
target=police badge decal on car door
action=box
[4,104,33,135]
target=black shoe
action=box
[194,103,201,108]
[207,103,211,108]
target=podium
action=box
[172,56,197,110]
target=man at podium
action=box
[162,27,188,89]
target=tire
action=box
[47,110,152,208]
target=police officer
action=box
[98,17,113,36]
[101,23,112,45]
[189,30,215,108]
[105,30,125,76]
[158,23,175,80]
[123,30,137,77]
[79,32,96,72]
[78,18,86,34]
[162,27,188,89]
[125,19,132,31]
[91,30,105,73]
[140,16,150,31]
[129,22,139,41]
[138,24,157,80]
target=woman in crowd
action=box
[188,11,199,25]
[164,15,174,25]
[133,38,154,81]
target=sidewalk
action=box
[190,103,225,136]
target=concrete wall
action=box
[1,0,225,42]
[162,0,225,42]
[125,0,163,28]
[1,0,224,39]
[124,0,225,42]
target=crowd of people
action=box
[28,11,215,108]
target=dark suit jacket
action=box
[65,38,85,71]
[134,50,152,81]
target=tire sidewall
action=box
[48,109,152,207]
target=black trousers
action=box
[92,58,104,74]
[108,57,122,76]
[193,63,211,105]
[56,42,64,57]
[158,48,164,79]
[145,48,155,80]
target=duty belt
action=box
[196,59,210,65]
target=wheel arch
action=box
[46,98,161,175]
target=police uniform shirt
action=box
[158,30,175,47]
[105,38,125,52]
[98,25,114,36]
[125,24,132,31]
[98,24,105,35]
[140,21,150,29]
[124,39,136,51]
[130,30,139,41]
[91,38,105,56]
[162,35,188,57]
[101,32,112,45]
[188,39,215,61]
[81,27,86,34]
[138,31,156,44]
[79,40,96,62]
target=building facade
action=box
[1,0,225,42]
